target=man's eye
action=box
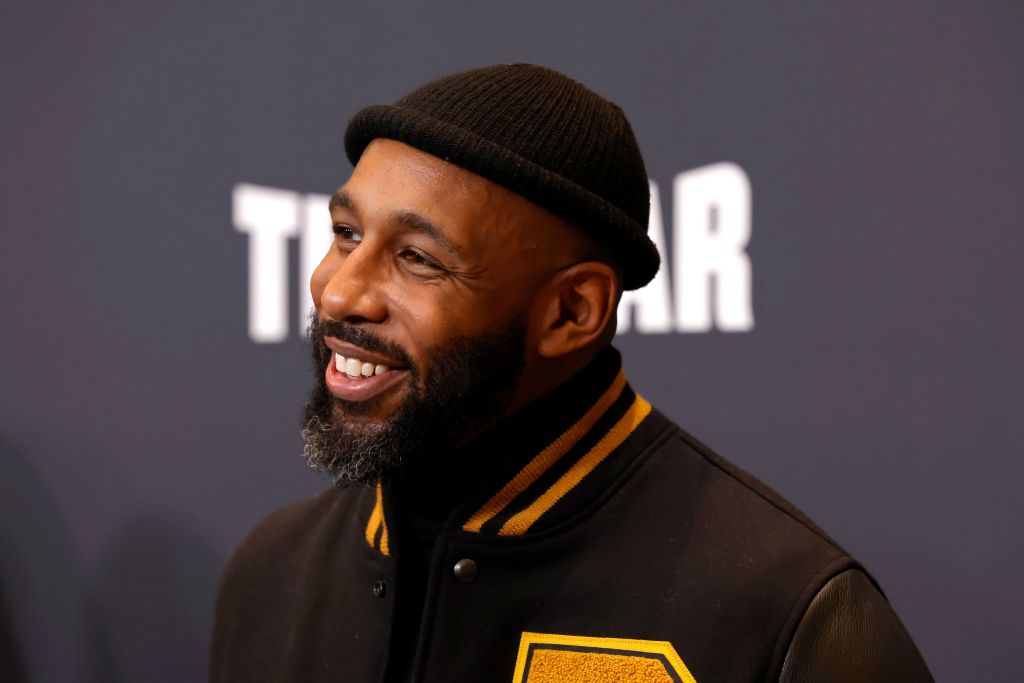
[332,225,362,243]
[400,249,443,272]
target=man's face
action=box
[303,139,571,484]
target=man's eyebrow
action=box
[329,190,354,212]
[391,210,462,256]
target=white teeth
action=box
[335,352,391,379]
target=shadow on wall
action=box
[0,437,104,681]
[0,587,25,682]
[90,516,222,682]
[0,437,224,682]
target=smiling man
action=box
[210,65,932,683]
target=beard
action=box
[301,312,527,486]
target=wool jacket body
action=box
[210,349,932,682]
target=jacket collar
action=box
[364,346,655,555]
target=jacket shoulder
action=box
[622,411,860,587]
[638,413,897,678]
[668,422,850,556]
[218,485,370,587]
[236,487,343,547]
[210,486,374,681]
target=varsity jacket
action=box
[210,348,933,682]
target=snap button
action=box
[372,579,387,598]
[453,558,478,583]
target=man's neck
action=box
[388,344,622,528]
[450,346,606,450]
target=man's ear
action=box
[535,262,619,358]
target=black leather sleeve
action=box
[779,568,933,683]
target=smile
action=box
[324,345,409,402]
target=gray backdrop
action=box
[2,1,1022,681]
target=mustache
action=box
[307,316,416,374]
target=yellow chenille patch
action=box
[513,632,696,683]
[527,649,675,682]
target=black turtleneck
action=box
[382,347,622,682]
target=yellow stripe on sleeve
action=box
[461,370,627,533]
[498,395,651,536]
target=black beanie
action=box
[344,64,660,290]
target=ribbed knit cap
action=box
[344,64,659,290]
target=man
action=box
[211,64,932,682]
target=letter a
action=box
[674,163,754,332]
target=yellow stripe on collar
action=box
[364,481,390,555]
[499,395,651,536]
[462,370,628,533]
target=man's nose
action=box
[318,247,388,324]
